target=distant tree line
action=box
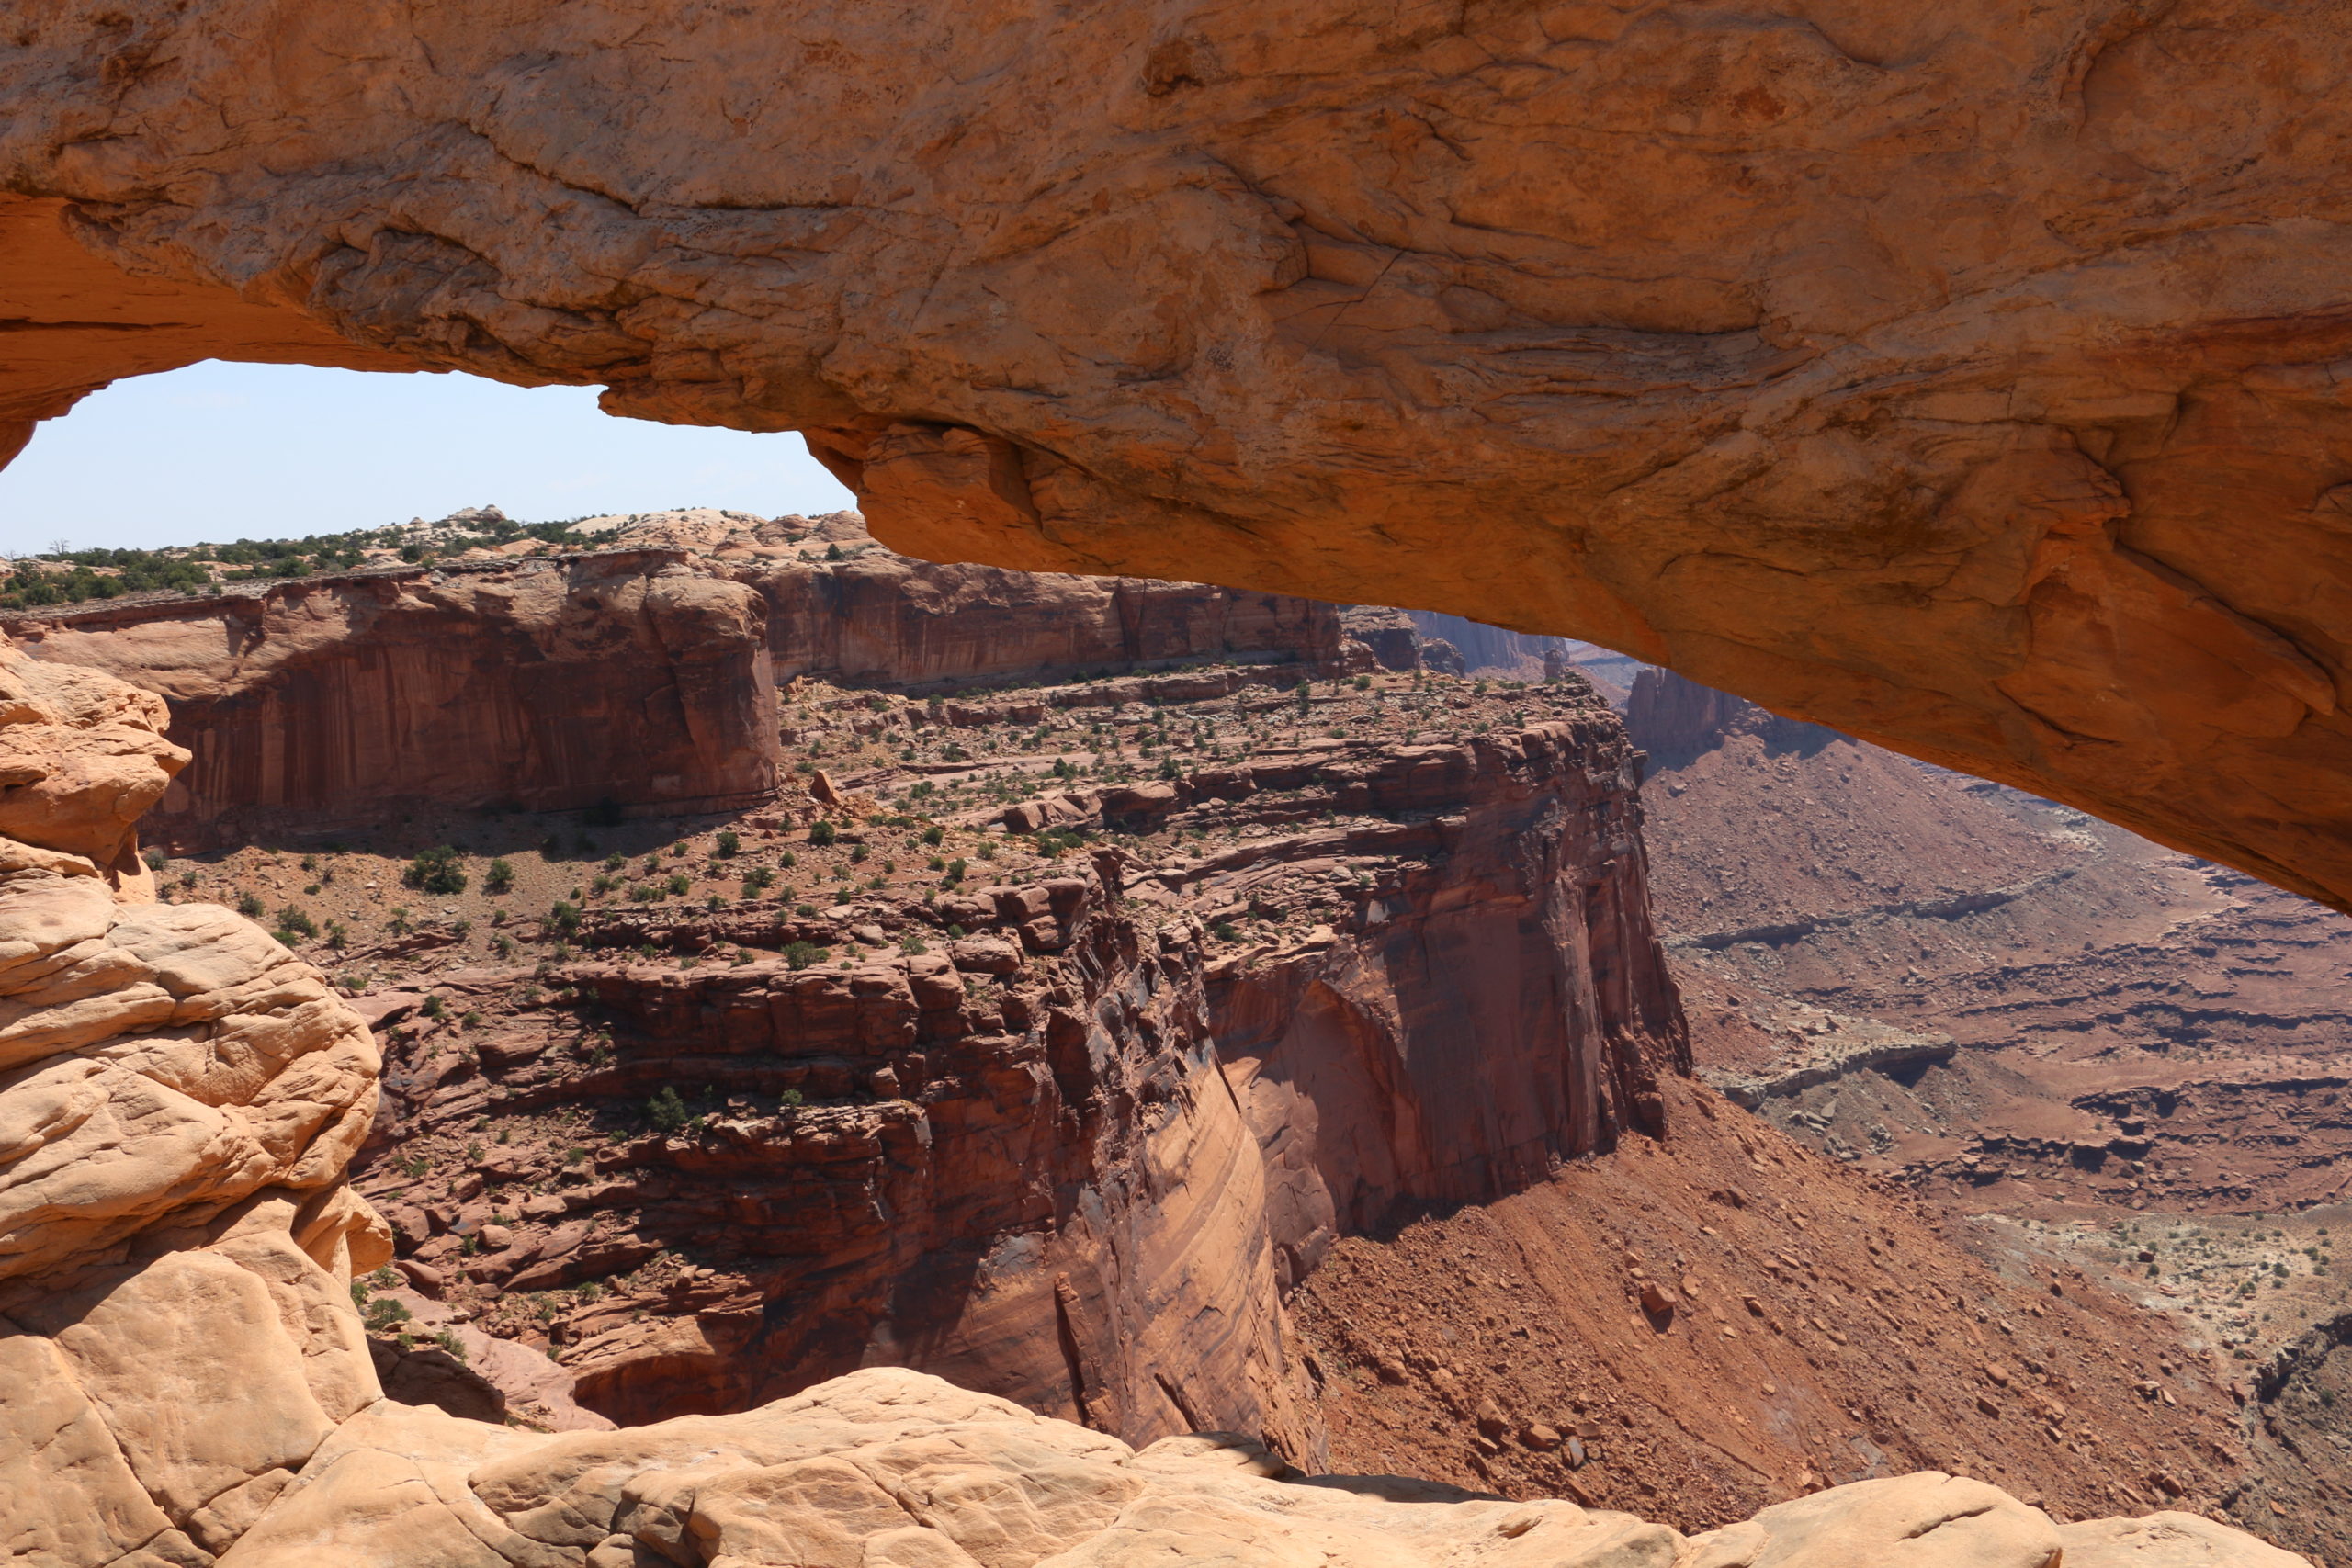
[0,516,597,611]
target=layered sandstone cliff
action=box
[9,8,2352,909]
[1624,667,1831,775]
[361,864,1322,1455]
[348,682,1680,1451]
[4,551,779,849]
[4,512,1354,847]
[746,513,1351,690]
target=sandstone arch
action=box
[7,0,2352,908]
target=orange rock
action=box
[6,557,778,850]
[14,10,2352,904]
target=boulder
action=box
[2059,1515,2314,1568]
[1680,1473,2063,1568]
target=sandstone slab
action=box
[205,1368,2304,1568]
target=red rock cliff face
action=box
[6,513,1354,847]
[737,514,1349,688]
[4,553,779,850]
[365,862,1320,1458]
[1188,723,1687,1282]
[353,690,1679,1460]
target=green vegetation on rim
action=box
[1,514,600,612]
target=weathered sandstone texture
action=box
[0,642,187,890]
[10,6,2352,907]
[183,1366,2305,1568]
[6,551,779,849]
[0,641,393,1565]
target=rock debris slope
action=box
[11,6,2352,908]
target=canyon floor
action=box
[1629,674,2352,1561]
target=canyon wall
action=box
[749,513,1350,689]
[0,638,2304,1567]
[1403,613,1566,679]
[1625,666,1845,773]
[3,551,779,850]
[4,512,1355,848]
[1194,724,1684,1279]
[362,863,1324,1456]
[351,688,1684,1453]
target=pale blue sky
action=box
[0,360,857,557]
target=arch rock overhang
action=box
[6,0,2352,909]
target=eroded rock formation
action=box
[5,550,777,849]
[185,1368,2312,1568]
[0,638,392,1563]
[4,512,1356,847]
[351,682,1680,1450]
[0,638,2303,1566]
[368,865,1322,1452]
[9,6,2352,908]
[750,513,1351,690]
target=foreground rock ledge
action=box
[175,1364,2295,1568]
[9,6,2352,908]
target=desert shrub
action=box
[647,1086,691,1133]
[363,1296,413,1335]
[402,844,468,894]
